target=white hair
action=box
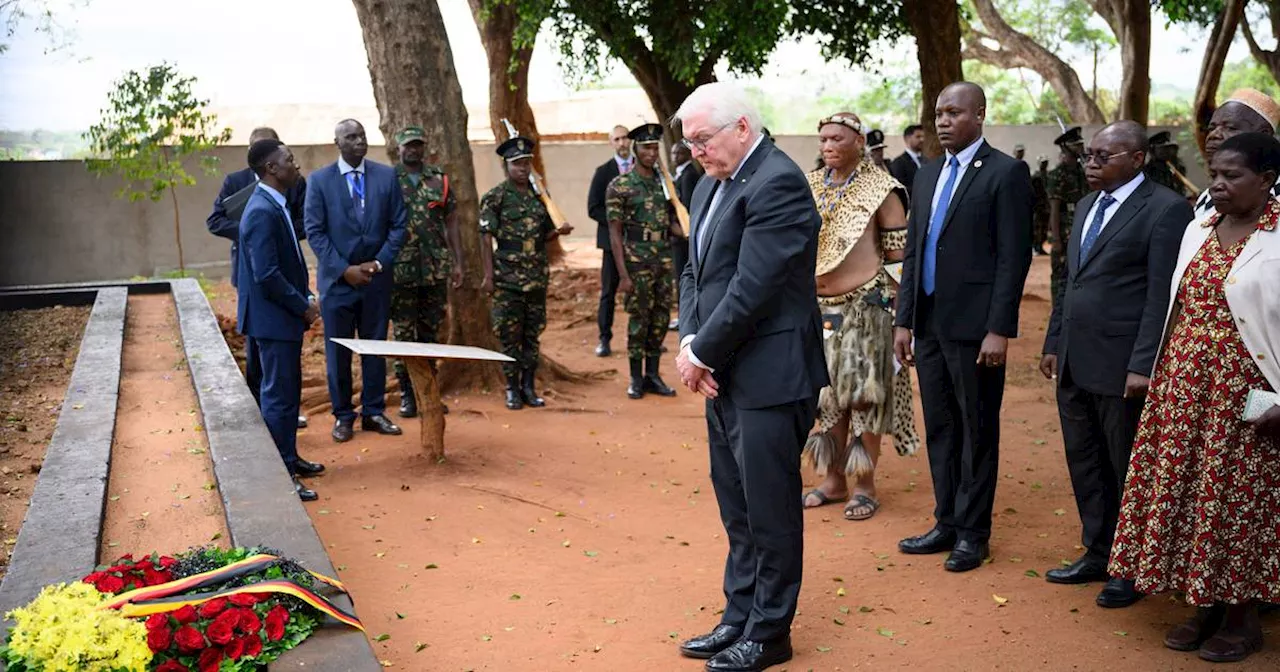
[671,82,763,135]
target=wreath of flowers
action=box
[1,546,359,672]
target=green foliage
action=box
[499,0,791,88]
[980,0,1114,56]
[788,1,910,69]
[83,63,230,203]
[1156,0,1224,25]
[1217,56,1279,97]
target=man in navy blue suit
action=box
[304,119,408,443]
[237,139,326,501]
[206,126,309,430]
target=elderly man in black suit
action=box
[1039,120,1194,608]
[587,124,635,356]
[894,82,1033,573]
[671,82,828,672]
[206,126,308,429]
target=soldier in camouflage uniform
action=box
[605,123,681,399]
[1048,126,1087,310]
[1144,131,1189,199]
[480,136,574,410]
[390,126,464,418]
[1031,155,1050,255]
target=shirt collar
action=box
[1101,172,1145,206]
[729,134,767,181]
[944,137,985,168]
[258,182,288,208]
[338,156,365,174]
[615,154,632,169]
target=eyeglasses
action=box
[1080,150,1134,166]
[680,121,737,152]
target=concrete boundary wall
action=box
[0,126,1200,287]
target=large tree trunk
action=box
[1091,0,1151,124]
[1196,0,1248,159]
[964,0,1106,124]
[467,0,545,177]
[1241,2,1280,91]
[903,0,963,159]
[351,0,502,393]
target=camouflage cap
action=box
[396,126,427,146]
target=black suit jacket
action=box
[675,162,701,208]
[1043,178,1193,396]
[679,140,829,409]
[207,167,306,285]
[587,158,622,249]
[895,140,1033,341]
[889,152,919,199]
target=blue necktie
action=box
[349,171,365,219]
[1079,194,1116,263]
[922,156,960,296]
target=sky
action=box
[0,0,1254,132]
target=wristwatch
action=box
[373,260,383,273]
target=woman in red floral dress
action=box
[1109,132,1280,664]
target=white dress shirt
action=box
[338,156,366,198]
[674,160,692,180]
[1078,172,1145,242]
[929,137,986,225]
[683,132,769,371]
[614,154,634,174]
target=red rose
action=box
[244,634,263,658]
[228,593,260,607]
[119,553,135,562]
[146,625,172,653]
[158,555,178,569]
[143,567,171,586]
[174,625,206,654]
[197,597,228,619]
[173,605,199,624]
[206,617,236,646]
[225,635,247,661]
[232,607,261,634]
[145,613,169,631]
[197,646,224,672]
[156,660,189,672]
[264,604,289,642]
[97,575,125,594]
[83,571,106,584]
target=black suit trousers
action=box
[708,394,816,642]
[1057,359,1144,562]
[914,296,1005,543]
[598,250,620,340]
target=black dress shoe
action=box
[292,476,318,502]
[331,418,354,443]
[293,458,326,477]
[944,540,990,572]
[297,414,308,429]
[678,624,742,659]
[361,414,403,435]
[705,636,792,672]
[1045,556,1108,585]
[595,339,611,357]
[898,527,956,555]
[1096,577,1144,608]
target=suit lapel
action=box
[939,142,992,236]
[258,186,304,264]
[914,159,944,256]
[1069,192,1097,276]
[696,141,773,279]
[1080,183,1148,271]
[689,179,714,270]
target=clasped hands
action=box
[342,261,380,287]
[675,344,719,399]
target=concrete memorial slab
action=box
[331,338,512,460]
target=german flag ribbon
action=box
[114,579,363,632]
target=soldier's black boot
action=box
[505,374,524,410]
[520,367,545,407]
[643,355,677,396]
[627,358,645,399]
[397,372,417,418]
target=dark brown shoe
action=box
[1198,604,1263,663]
[1165,605,1225,652]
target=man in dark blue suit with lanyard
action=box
[305,119,408,444]
[236,139,326,501]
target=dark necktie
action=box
[1079,194,1116,263]
[349,171,365,219]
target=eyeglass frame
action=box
[680,120,739,152]
[1079,149,1137,166]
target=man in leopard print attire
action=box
[802,112,920,521]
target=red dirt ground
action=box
[0,306,90,582]
[203,251,1278,671]
[99,293,228,564]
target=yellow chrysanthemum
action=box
[3,582,152,671]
